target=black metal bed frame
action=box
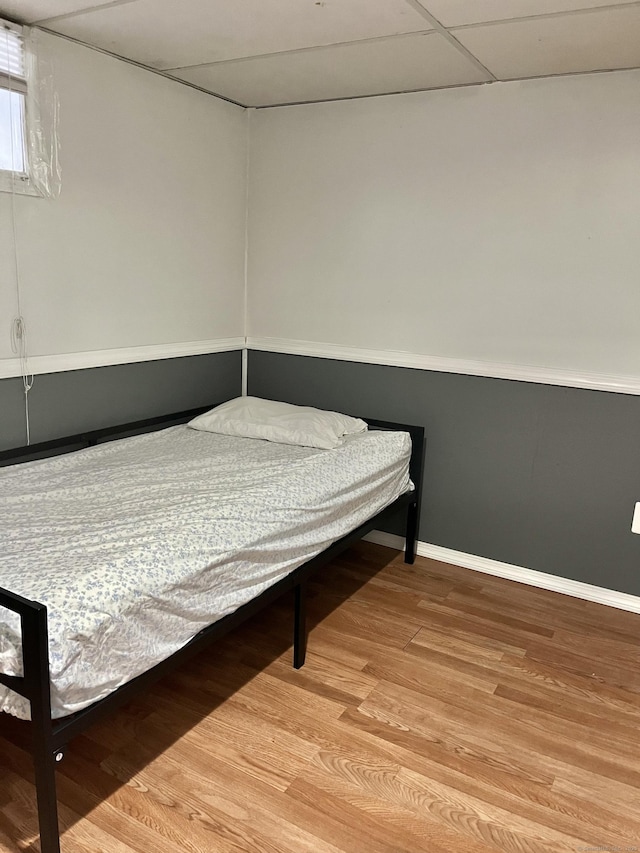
[0,404,424,853]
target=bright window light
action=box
[0,88,26,173]
[1,21,28,180]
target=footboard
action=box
[0,587,62,853]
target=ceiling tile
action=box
[454,6,640,79]
[173,32,491,107]
[417,0,640,27]
[44,0,433,70]
[0,1,123,24]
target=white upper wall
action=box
[247,71,640,381]
[3,41,639,388]
[0,32,247,365]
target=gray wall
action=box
[249,350,640,598]
[0,351,242,451]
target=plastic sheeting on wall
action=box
[25,27,61,198]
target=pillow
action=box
[187,396,367,450]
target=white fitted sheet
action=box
[0,425,411,719]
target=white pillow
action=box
[188,396,367,449]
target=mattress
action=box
[0,424,411,720]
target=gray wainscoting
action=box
[0,350,242,451]
[249,350,640,598]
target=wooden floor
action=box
[2,541,640,853]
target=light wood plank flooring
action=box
[2,542,640,853]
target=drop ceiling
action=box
[2,0,640,107]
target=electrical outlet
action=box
[632,502,640,535]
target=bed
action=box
[0,398,424,853]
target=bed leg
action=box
[22,605,62,853]
[32,740,62,853]
[293,583,307,669]
[404,500,419,565]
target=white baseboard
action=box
[364,531,640,615]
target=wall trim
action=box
[0,337,245,379]
[364,531,640,615]
[248,336,640,396]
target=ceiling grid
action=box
[0,0,638,105]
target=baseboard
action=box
[364,531,640,615]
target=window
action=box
[0,21,60,197]
[0,20,28,185]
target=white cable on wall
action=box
[10,315,33,445]
[4,23,34,445]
